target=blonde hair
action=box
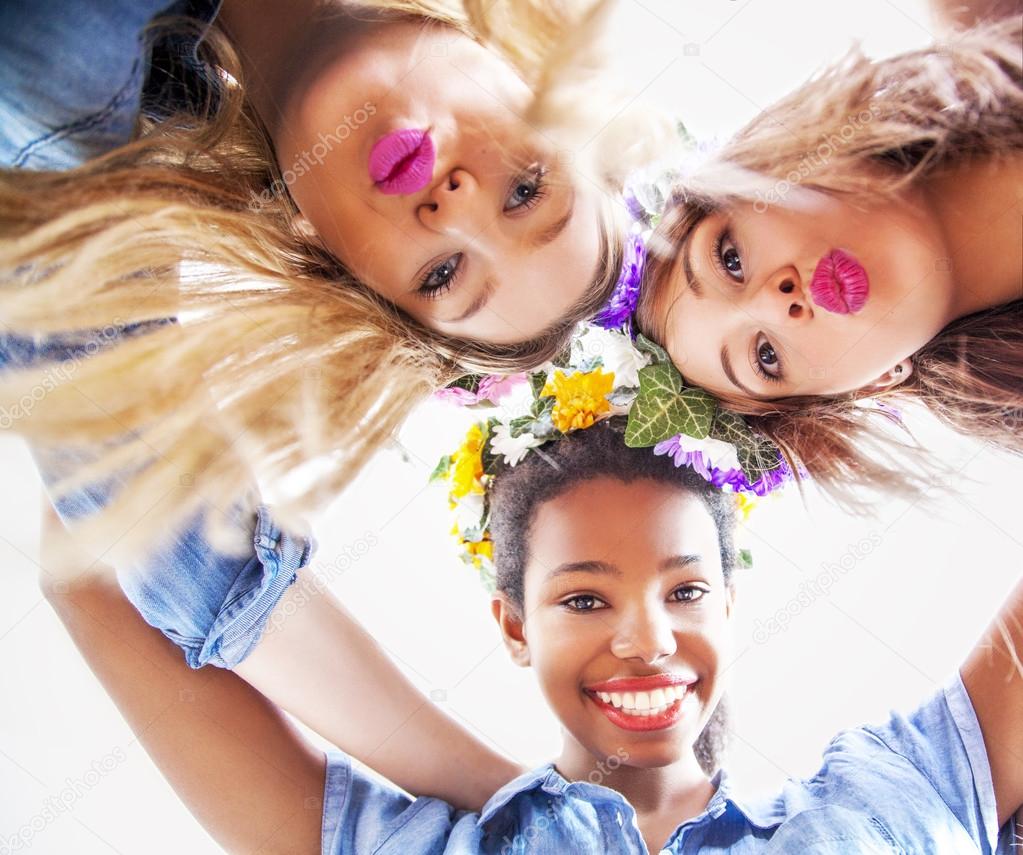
[637,18,1023,508]
[0,0,662,558]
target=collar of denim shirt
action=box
[476,763,784,834]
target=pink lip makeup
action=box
[584,674,697,733]
[810,249,870,315]
[368,129,436,195]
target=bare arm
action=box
[42,569,325,854]
[960,575,1023,827]
[235,576,526,811]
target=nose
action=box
[417,168,480,237]
[749,268,812,326]
[610,601,678,664]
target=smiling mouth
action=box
[585,683,694,732]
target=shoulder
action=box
[771,675,1012,853]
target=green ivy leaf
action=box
[507,415,535,438]
[529,372,548,402]
[625,363,716,447]
[530,393,556,423]
[710,410,780,481]
[634,334,671,365]
[429,455,452,483]
[479,419,503,477]
[738,548,754,570]
[449,374,482,394]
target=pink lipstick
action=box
[368,129,435,195]
[810,249,870,315]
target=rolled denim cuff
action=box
[118,504,316,669]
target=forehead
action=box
[524,477,721,579]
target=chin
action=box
[616,739,690,769]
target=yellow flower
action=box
[541,369,615,434]
[465,537,494,563]
[734,492,758,522]
[448,423,487,500]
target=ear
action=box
[491,594,530,668]
[865,358,913,392]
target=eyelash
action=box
[504,164,548,214]
[559,585,707,612]
[416,166,548,299]
[709,226,785,384]
[417,253,464,299]
[711,229,744,284]
[752,334,784,384]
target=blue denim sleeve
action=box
[115,504,314,669]
[862,672,1005,854]
[321,751,468,855]
[30,442,316,670]
[0,0,181,169]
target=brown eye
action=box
[669,586,706,603]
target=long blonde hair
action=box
[637,18,1023,508]
[0,0,664,558]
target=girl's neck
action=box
[216,0,374,137]
[925,153,1023,321]
[554,742,716,838]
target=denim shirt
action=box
[2,0,314,668]
[322,674,1018,855]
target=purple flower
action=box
[593,233,646,331]
[653,435,793,496]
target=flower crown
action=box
[432,325,792,591]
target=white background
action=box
[4,1,1022,852]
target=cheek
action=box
[527,618,598,695]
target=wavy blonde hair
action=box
[636,17,1023,508]
[0,0,668,557]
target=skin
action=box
[219,1,604,344]
[492,478,736,853]
[655,148,1023,404]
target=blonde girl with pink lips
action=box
[633,6,1022,502]
[0,0,660,555]
[38,419,1023,853]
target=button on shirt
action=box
[321,674,1018,854]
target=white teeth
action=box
[592,684,694,715]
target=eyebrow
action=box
[528,190,575,250]
[681,234,703,299]
[448,277,496,324]
[720,344,763,399]
[548,554,701,580]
